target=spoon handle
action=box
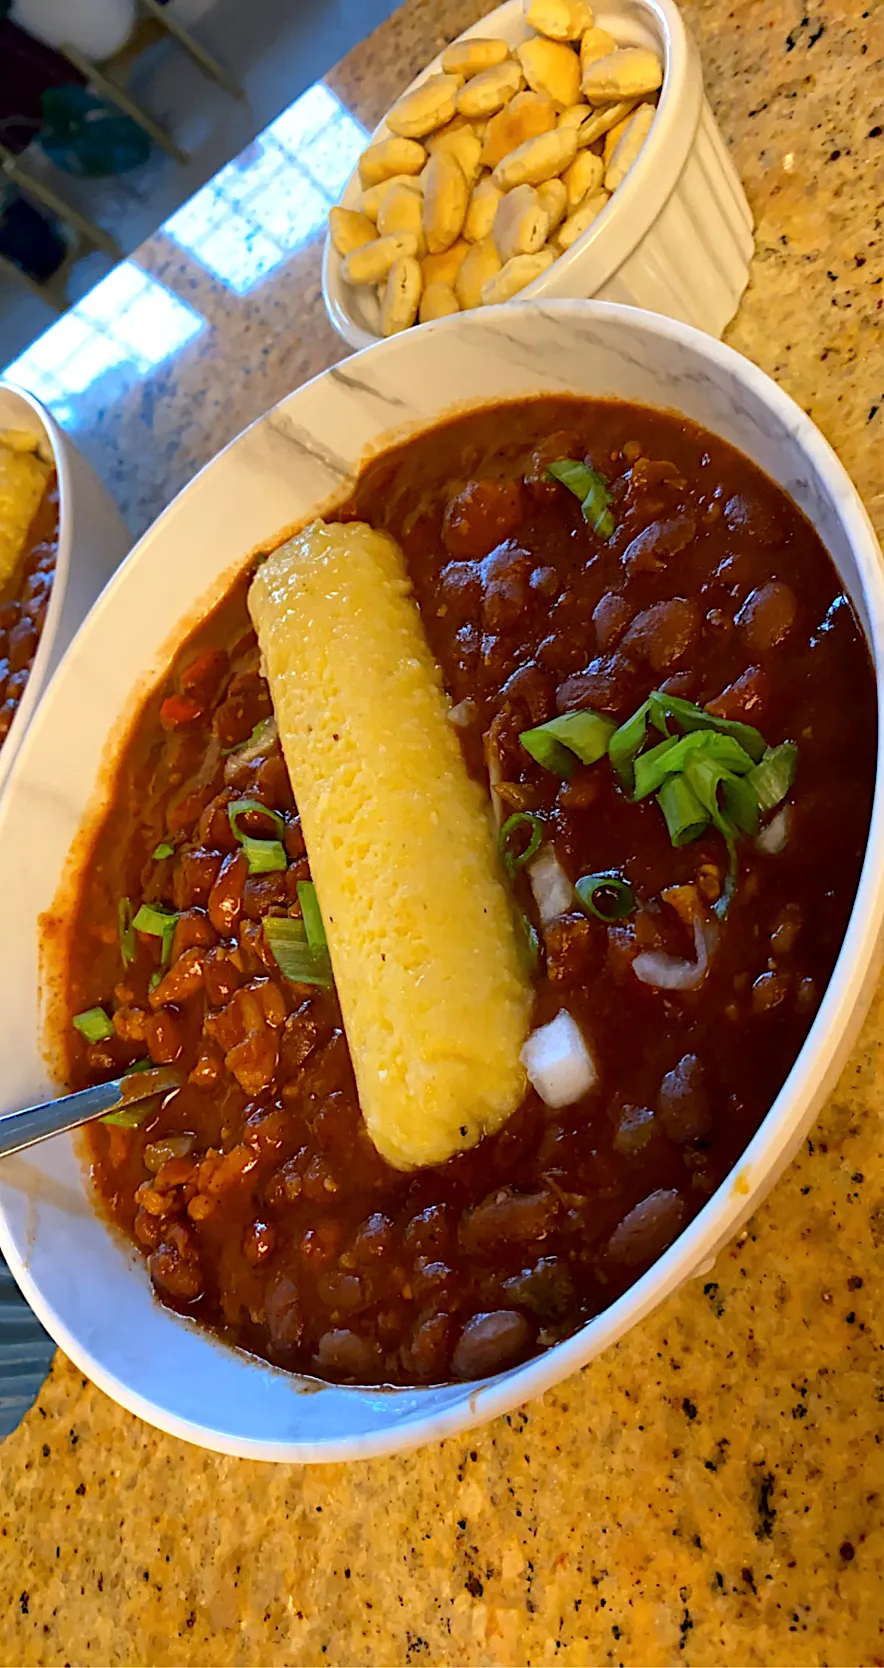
[0,1069,181,1161]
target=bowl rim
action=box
[2,299,883,1462]
[0,381,74,798]
[322,0,703,353]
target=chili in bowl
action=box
[0,382,130,796]
[0,302,881,1462]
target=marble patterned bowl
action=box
[322,0,754,350]
[0,301,881,1463]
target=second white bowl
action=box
[322,0,755,350]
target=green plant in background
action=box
[39,86,151,177]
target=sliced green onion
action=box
[152,842,175,860]
[222,716,278,760]
[747,741,798,816]
[101,1107,149,1128]
[240,837,288,875]
[575,871,636,922]
[499,812,543,878]
[297,880,327,950]
[73,1006,114,1044]
[608,699,650,792]
[722,771,759,836]
[124,1059,155,1073]
[682,755,742,917]
[521,709,616,779]
[648,691,766,764]
[263,916,332,987]
[515,908,541,976]
[547,458,615,539]
[633,730,756,801]
[118,897,136,968]
[228,796,286,843]
[149,969,163,993]
[132,902,178,965]
[656,774,710,847]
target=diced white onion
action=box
[756,805,790,854]
[448,698,475,729]
[529,845,574,924]
[521,1009,598,1108]
[632,912,714,991]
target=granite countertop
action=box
[1,1,883,1663]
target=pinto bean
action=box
[208,849,249,934]
[203,946,242,1007]
[460,1187,556,1254]
[171,908,217,960]
[243,1219,276,1265]
[405,1312,452,1381]
[243,873,289,920]
[438,560,481,627]
[313,1328,381,1381]
[149,1244,204,1302]
[620,597,700,672]
[172,846,223,910]
[442,480,525,560]
[705,665,770,723]
[112,1003,148,1043]
[144,1007,185,1064]
[149,946,206,1010]
[658,1054,711,1142]
[736,582,797,652]
[264,1273,303,1349]
[593,592,632,651]
[621,514,696,575]
[451,1310,534,1378]
[604,1188,685,1267]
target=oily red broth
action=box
[62,397,875,1386]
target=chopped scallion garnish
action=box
[747,741,798,816]
[132,902,178,965]
[296,880,327,951]
[118,897,136,968]
[656,773,709,848]
[152,842,175,860]
[608,699,651,792]
[633,730,755,801]
[228,797,286,842]
[575,872,636,922]
[547,458,615,539]
[521,709,615,778]
[240,837,288,875]
[515,908,541,976]
[73,1006,114,1044]
[101,1107,149,1128]
[648,690,766,763]
[263,916,332,987]
[499,812,543,878]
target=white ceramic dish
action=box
[0,383,130,797]
[0,300,882,1464]
[322,0,754,351]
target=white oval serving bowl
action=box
[0,300,881,1464]
[322,0,754,351]
[0,382,130,797]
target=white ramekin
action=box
[0,301,879,1463]
[322,0,754,351]
[0,383,130,797]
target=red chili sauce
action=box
[62,398,876,1386]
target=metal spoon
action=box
[0,1068,182,1162]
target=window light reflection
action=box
[4,261,204,428]
[164,82,368,295]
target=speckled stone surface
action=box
[1,1,883,1663]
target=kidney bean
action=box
[264,1273,304,1350]
[621,514,696,576]
[208,850,249,935]
[172,848,223,911]
[604,1189,686,1268]
[620,597,700,673]
[149,946,206,1010]
[593,592,632,652]
[451,1310,534,1379]
[313,1328,381,1381]
[203,946,242,1007]
[243,1220,276,1266]
[736,582,797,652]
[460,1188,556,1255]
[705,665,770,722]
[8,617,38,674]
[145,1007,185,1064]
[225,1029,279,1096]
[170,908,217,960]
[658,1055,711,1142]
